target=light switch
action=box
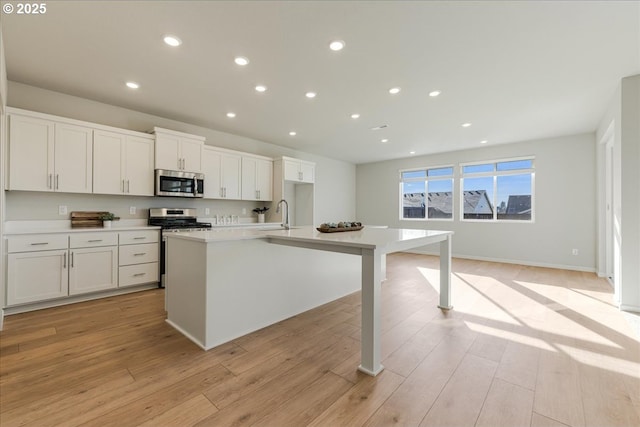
[58,205,67,215]
[130,206,137,215]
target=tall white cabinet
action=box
[154,127,204,172]
[8,112,93,193]
[93,130,155,196]
[202,146,242,200]
[241,155,273,201]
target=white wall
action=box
[0,22,7,328]
[5,82,356,224]
[596,75,640,312]
[357,133,597,271]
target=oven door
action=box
[155,169,204,198]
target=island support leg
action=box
[358,248,384,376]
[438,235,453,310]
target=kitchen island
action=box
[165,226,453,376]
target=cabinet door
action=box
[256,159,273,201]
[221,153,242,199]
[69,246,118,295]
[93,130,125,195]
[7,250,68,305]
[180,138,203,172]
[241,157,258,200]
[202,148,223,199]
[54,123,93,193]
[125,136,154,196]
[155,134,181,170]
[283,159,301,182]
[299,161,315,183]
[8,114,55,191]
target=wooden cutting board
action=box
[70,211,109,228]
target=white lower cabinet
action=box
[6,229,160,308]
[68,246,118,295]
[118,231,159,288]
[7,249,69,305]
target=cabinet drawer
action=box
[7,234,69,253]
[119,262,159,287]
[119,243,158,266]
[119,230,159,245]
[70,232,118,248]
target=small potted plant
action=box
[252,207,269,223]
[99,212,118,228]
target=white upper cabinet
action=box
[8,113,93,193]
[242,155,273,201]
[93,130,154,196]
[282,156,315,183]
[154,127,204,172]
[202,147,242,200]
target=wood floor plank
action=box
[135,394,218,427]
[254,371,353,427]
[308,370,404,427]
[530,412,572,427]
[475,378,534,427]
[418,353,498,427]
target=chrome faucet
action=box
[276,199,290,230]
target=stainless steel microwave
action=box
[155,169,204,198]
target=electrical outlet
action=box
[129,206,136,215]
[572,249,579,256]
[58,205,67,215]
[205,208,210,215]
[242,208,247,215]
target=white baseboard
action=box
[165,319,207,350]
[620,304,640,314]
[403,249,597,273]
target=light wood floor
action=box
[1,253,639,427]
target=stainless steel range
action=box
[148,208,212,287]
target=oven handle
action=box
[193,175,198,196]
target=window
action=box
[400,166,454,220]
[460,158,534,221]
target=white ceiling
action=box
[3,1,639,164]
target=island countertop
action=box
[164,225,453,253]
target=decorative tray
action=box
[316,222,363,233]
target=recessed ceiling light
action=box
[409,151,416,155]
[389,87,401,95]
[329,40,345,51]
[234,56,249,66]
[480,140,488,144]
[226,112,236,118]
[126,82,139,89]
[381,138,389,143]
[163,35,182,47]
[255,85,267,92]
[305,92,317,99]
[462,122,472,127]
[351,113,360,119]
[289,131,297,136]
[429,90,441,97]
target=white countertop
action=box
[165,225,453,252]
[4,220,160,235]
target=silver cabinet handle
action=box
[133,236,147,240]
[133,253,146,256]
[127,180,130,193]
[88,239,102,242]
[63,252,67,268]
[70,252,74,268]
[30,242,49,246]
[55,174,59,189]
[48,174,52,189]
[122,179,126,193]
[133,272,146,277]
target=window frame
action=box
[459,156,535,223]
[399,164,455,222]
